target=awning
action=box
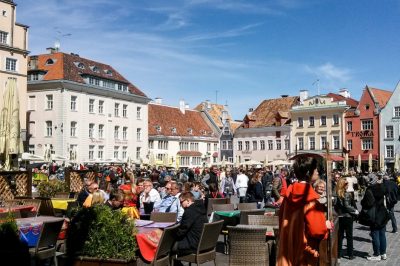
[177,151,202,157]
[212,152,218,158]
[290,153,344,162]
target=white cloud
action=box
[305,63,352,82]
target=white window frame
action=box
[268,140,273,150]
[260,140,265,150]
[347,140,352,151]
[98,124,104,139]
[320,116,327,126]
[114,146,119,159]
[333,114,339,125]
[298,117,303,128]
[386,145,394,158]
[309,136,315,150]
[137,107,142,119]
[123,104,127,118]
[89,99,95,113]
[98,100,104,114]
[71,96,77,111]
[123,127,128,140]
[238,141,242,151]
[386,125,394,139]
[89,123,95,138]
[362,120,373,130]
[70,121,77,137]
[252,140,257,151]
[0,30,8,45]
[45,121,52,137]
[114,103,120,117]
[5,57,17,72]
[114,126,119,139]
[137,128,142,141]
[89,145,95,160]
[394,106,400,117]
[276,139,282,150]
[332,135,340,149]
[136,147,141,160]
[298,137,304,150]
[309,116,314,127]
[362,139,373,150]
[347,121,352,131]
[98,146,104,159]
[46,95,53,110]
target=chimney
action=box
[179,99,185,114]
[154,97,162,104]
[185,104,190,109]
[299,90,309,103]
[339,88,350,98]
[248,108,254,116]
[28,56,38,70]
[222,110,228,124]
[205,100,211,110]
[46,47,57,54]
[281,95,288,98]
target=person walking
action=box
[245,172,264,208]
[383,174,398,233]
[235,168,249,203]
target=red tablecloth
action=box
[136,228,163,262]
[0,205,35,213]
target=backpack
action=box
[263,174,274,196]
[224,178,234,194]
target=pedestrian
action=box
[272,167,288,206]
[245,172,264,208]
[383,174,398,233]
[235,168,249,203]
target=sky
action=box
[16,0,400,120]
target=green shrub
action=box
[67,205,137,260]
[37,179,69,198]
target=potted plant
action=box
[37,179,69,198]
[61,205,138,266]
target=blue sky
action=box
[17,0,400,120]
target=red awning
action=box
[212,152,218,158]
[177,151,202,156]
[290,153,344,162]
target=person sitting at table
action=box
[76,179,93,206]
[139,179,161,212]
[105,190,124,210]
[91,191,106,206]
[204,182,224,212]
[245,172,264,208]
[154,181,184,222]
[172,191,208,263]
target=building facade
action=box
[234,96,299,164]
[345,86,392,171]
[148,101,219,168]
[379,82,400,171]
[27,49,150,163]
[0,0,29,149]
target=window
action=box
[70,122,77,137]
[45,59,54,65]
[190,142,199,151]
[223,127,230,135]
[136,147,141,160]
[276,139,282,150]
[114,146,119,159]
[321,136,327,150]
[89,145,95,160]
[394,106,400,117]
[347,140,352,151]
[29,73,39,81]
[46,95,53,110]
[103,80,114,89]
[320,116,327,126]
[123,104,127,118]
[228,141,233,150]
[298,117,303,128]
[89,123,95,138]
[268,140,273,150]
[260,140,265,150]
[45,121,52,137]
[386,125,394,139]
[207,143,211,151]
[98,124,104,139]
[28,96,36,111]
[362,120,373,130]
[298,137,304,150]
[253,141,257,150]
[333,136,340,149]
[309,116,314,127]
[333,114,339,125]
[122,146,127,160]
[137,128,142,141]
[123,127,128,140]
[309,136,315,150]
[386,145,394,158]
[362,139,373,150]
[137,107,141,119]
[29,121,36,137]
[114,126,119,139]
[347,121,352,131]
[114,103,119,117]
[71,96,77,111]
[98,146,104,159]
[238,141,242,151]
[149,140,154,149]
[29,145,35,154]
[89,99,94,113]
[5,58,17,71]
[222,141,227,150]
[284,139,290,150]
[98,100,104,114]
[158,141,168,150]
[245,141,250,151]
[214,143,218,151]
[0,31,8,44]
[89,77,100,86]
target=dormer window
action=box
[156,125,161,133]
[45,58,54,65]
[171,127,177,134]
[104,69,113,76]
[74,62,85,69]
[90,66,100,73]
[188,128,193,135]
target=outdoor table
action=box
[0,205,35,213]
[51,198,76,210]
[16,216,66,247]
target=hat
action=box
[368,173,378,185]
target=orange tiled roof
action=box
[244,96,299,128]
[230,121,242,133]
[148,103,216,138]
[327,93,359,108]
[368,87,392,108]
[28,52,146,97]
[194,102,233,128]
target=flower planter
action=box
[58,255,137,266]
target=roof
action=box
[194,102,232,128]
[230,121,242,133]
[245,96,299,128]
[368,87,392,108]
[148,103,216,138]
[327,93,359,108]
[28,52,146,97]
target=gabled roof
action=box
[244,96,299,128]
[368,87,392,108]
[148,103,216,138]
[230,121,242,133]
[28,52,146,97]
[194,102,232,128]
[327,93,358,108]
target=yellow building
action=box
[0,0,29,150]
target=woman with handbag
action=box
[335,178,358,260]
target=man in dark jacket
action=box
[174,192,208,258]
[383,175,399,233]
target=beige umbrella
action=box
[344,153,349,174]
[380,154,385,172]
[394,153,399,172]
[368,153,373,173]
[221,155,226,167]
[235,155,240,168]
[357,154,362,173]
[0,78,22,170]
[263,154,269,167]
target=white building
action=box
[27,49,151,163]
[148,100,219,168]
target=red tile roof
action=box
[368,87,392,108]
[327,93,359,108]
[194,102,233,128]
[148,103,216,138]
[28,52,146,97]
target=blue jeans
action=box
[388,206,397,232]
[370,226,386,256]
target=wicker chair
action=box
[21,199,41,217]
[237,202,257,210]
[206,198,230,216]
[248,215,279,226]
[239,209,265,225]
[211,203,234,212]
[175,220,224,266]
[227,225,270,266]
[150,212,178,223]
[3,199,22,208]
[139,224,180,265]
[0,211,21,219]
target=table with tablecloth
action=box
[135,220,175,262]
[51,199,76,210]
[16,216,67,247]
[0,205,35,213]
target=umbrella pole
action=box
[325,142,334,265]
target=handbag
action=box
[358,205,376,226]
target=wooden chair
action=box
[175,220,224,266]
[239,209,265,225]
[139,224,180,265]
[36,197,56,216]
[227,225,270,266]
[206,198,230,216]
[29,219,64,266]
[237,202,257,210]
[212,203,234,212]
[248,215,279,226]
[150,212,177,223]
